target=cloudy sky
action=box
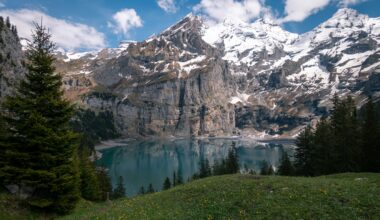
[1,0,379,51]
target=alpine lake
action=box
[96,138,296,197]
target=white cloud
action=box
[193,0,263,23]
[280,0,368,23]
[339,0,367,7]
[157,0,177,13]
[0,9,106,50]
[108,8,143,37]
[281,0,330,23]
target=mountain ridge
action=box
[3,8,380,138]
[56,8,380,138]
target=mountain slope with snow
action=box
[53,8,380,138]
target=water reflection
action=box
[97,138,295,197]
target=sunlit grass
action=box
[59,173,380,219]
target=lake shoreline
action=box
[95,137,296,197]
[94,136,296,151]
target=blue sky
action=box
[0,0,379,51]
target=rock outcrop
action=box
[0,18,25,100]
[57,15,236,137]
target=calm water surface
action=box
[97,138,295,197]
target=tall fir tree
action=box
[0,22,79,213]
[267,165,274,175]
[226,146,240,174]
[138,186,145,195]
[97,167,112,201]
[312,118,335,175]
[361,97,380,172]
[0,16,4,28]
[0,113,8,185]
[212,158,227,175]
[78,149,101,201]
[172,171,176,187]
[330,96,361,172]
[294,126,314,176]
[198,157,211,178]
[5,16,10,28]
[163,177,171,190]
[112,176,126,199]
[176,168,184,185]
[147,183,155,193]
[277,152,294,176]
[260,161,274,175]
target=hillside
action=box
[53,173,380,219]
[1,173,379,219]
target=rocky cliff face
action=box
[41,9,380,138]
[0,18,25,100]
[57,15,236,137]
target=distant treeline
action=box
[0,16,18,37]
[70,109,120,150]
[153,145,241,193]
[290,95,380,176]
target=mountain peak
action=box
[318,7,368,30]
[333,8,360,18]
[119,40,136,48]
[183,12,198,20]
[160,12,203,37]
[254,17,279,26]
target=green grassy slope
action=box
[60,173,380,220]
[1,173,379,219]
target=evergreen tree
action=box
[97,167,112,201]
[294,126,314,176]
[172,171,176,187]
[138,186,145,195]
[198,157,211,178]
[361,97,380,172]
[11,25,18,38]
[212,158,227,175]
[147,183,155,193]
[330,96,361,172]
[79,149,100,201]
[212,160,221,175]
[0,114,8,185]
[0,16,4,28]
[13,26,18,39]
[163,177,171,190]
[112,176,126,199]
[176,168,184,185]
[293,95,375,176]
[260,160,269,175]
[277,152,294,176]
[191,173,200,180]
[5,16,10,28]
[267,165,274,175]
[0,22,79,213]
[226,146,240,174]
[312,118,335,175]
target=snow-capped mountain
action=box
[202,17,298,68]
[285,8,380,90]
[52,8,380,138]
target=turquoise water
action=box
[97,138,295,197]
